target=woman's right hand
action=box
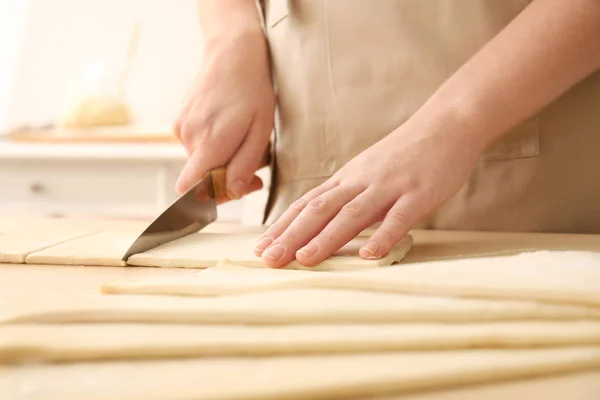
[174,30,276,201]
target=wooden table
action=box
[1,216,599,399]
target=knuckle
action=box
[387,209,411,227]
[180,120,198,142]
[376,226,399,244]
[262,226,282,241]
[173,118,183,138]
[341,201,363,218]
[289,198,308,213]
[398,176,420,192]
[306,196,329,213]
[316,230,335,246]
[283,229,298,242]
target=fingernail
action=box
[227,180,246,200]
[360,241,381,260]
[262,244,285,261]
[253,236,273,256]
[297,242,318,259]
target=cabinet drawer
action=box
[0,160,170,217]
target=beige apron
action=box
[257,0,600,233]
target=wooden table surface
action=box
[1,215,599,399]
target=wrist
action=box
[404,88,502,153]
[199,0,265,42]
[204,29,267,57]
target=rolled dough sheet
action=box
[25,231,139,267]
[110,250,600,307]
[2,289,600,325]
[330,250,600,308]
[3,322,600,363]
[2,347,600,400]
[126,232,414,270]
[0,229,94,263]
[103,263,321,296]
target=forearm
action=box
[196,0,263,39]
[414,0,600,150]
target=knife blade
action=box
[121,150,271,261]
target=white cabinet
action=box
[0,142,246,221]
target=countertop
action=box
[1,215,599,399]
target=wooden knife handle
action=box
[209,148,272,200]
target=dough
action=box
[3,322,600,363]
[3,289,600,325]
[126,232,414,271]
[2,347,599,399]
[60,94,131,128]
[111,251,600,307]
[103,263,320,296]
[331,250,600,307]
[0,229,94,264]
[25,232,139,267]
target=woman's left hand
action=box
[253,116,484,268]
[254,0,600,268]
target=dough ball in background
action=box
[59,94,132,128]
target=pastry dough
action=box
[3,289,600,325]
[330,250,600,307]
[25,232,139,267]
[126,232,414,270]
[2,322,600,363]
[0,229,94,264]
[109,251,600,307]
[103,263,319,296]
[2,347,599,399]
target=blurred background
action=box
[0,0,268,224]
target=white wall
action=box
[0,0,29,130]
[4,0,204,128]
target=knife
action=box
[121,150,271,261]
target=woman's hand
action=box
[254,115,483,268]
[174,30,275,200]
[254,0,600,268]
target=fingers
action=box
[175,146,212,194]
[215,175,263,205]
[225,115,272,199]
[257,185,421,268]
[295,188,389,266]
[259,185,364,268]
[253,182,338,258]
[173,102,195,156]
[360,195,419,260]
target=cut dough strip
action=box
[103,264,320,296]
[0,229,95,264]
[2,322,600,363]
[25,231,139,267]
[1,347,599,399]
[106,250,600,307]
[330,250,600,307]
[2,289,600,325]
[126,232,414,270]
